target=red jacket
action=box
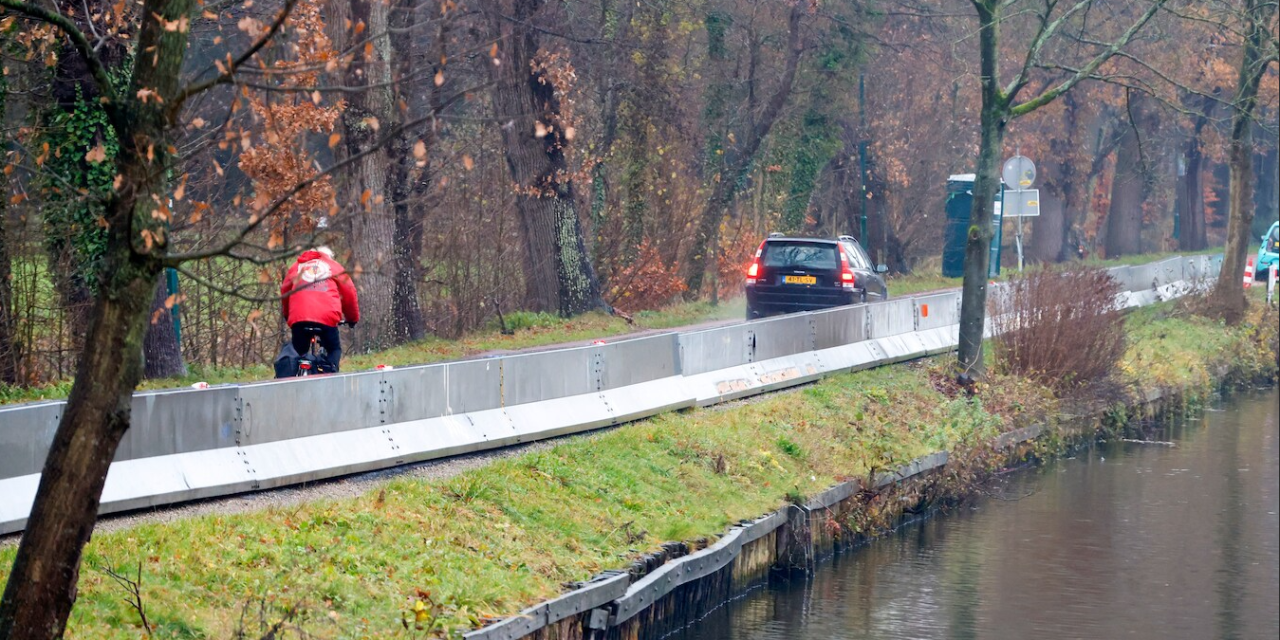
[281,251,360,327]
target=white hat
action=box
[315,246,334,258]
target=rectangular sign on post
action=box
[1003,189,1040,217]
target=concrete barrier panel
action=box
[382,363,449,423]
[117,387,239,462]
[501,348,595,405]
[237,371,384,446]
[383,360,503,423]
[751,314,814,361]
[596,335,681,390]
[0,401,62,480]
[811,306,867,350]
[679,325,750,376]
[0,474,39,534]
[1107,265,1136,293]
[914,292,960,331]
[868,298,915,338]
[386,410,515,464]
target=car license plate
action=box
[784,275,817,285]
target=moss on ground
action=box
[1,296,1275,639]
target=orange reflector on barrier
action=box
[921,304,929,318]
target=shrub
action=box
[990,266,1126,392]
[607,241,687,313]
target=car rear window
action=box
[762,242,839,270]
[1270,227,1279,244]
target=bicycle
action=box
[294,321,351,377]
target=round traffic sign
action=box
[1002,155,1036,189]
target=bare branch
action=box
[170,0,302,115]
[0,0,119,112]
[1010,0,1170,117]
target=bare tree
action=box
[954,0,1170,382]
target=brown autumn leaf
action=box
[534,121,547,138]
[434,70,444,86]
[413,140,427,160]
[84,144,108,164]
[462,154,474,171]
[191,116,206,128]
[329,133,341,148]
[360,189,372,208]
[173,173,189,201]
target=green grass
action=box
[0,299,745,406]
[6,294,1273,639]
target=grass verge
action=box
[2,295,1274,639]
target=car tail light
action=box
[840,253,856,290]
[745,241,766,285]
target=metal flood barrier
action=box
[0,254,1221,535]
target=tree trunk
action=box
[1029,196,1065,264]
[0,74,17,385]
[1105,93,1154,258]
[387,0,429,342]
[956,1,1004,380]
[683,3,804,296]
[143,274,186,379]
[488,0,605,316]
[0,0,192,632]
[1209,0,1273,325]
[1103,129,1145,257]
[1030,92,1082,263]
[333,0,398,349]
[1177,98,1212,251]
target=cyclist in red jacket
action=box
[281,246,360,370]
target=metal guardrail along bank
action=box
[0,254,1221,534]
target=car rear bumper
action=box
[746,286,857,314]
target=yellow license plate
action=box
[784,275,817,285]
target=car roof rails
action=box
[768,232,785,238]
[837,234,857,243]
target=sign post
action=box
[1001,155,1038,272]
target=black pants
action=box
[290,322,342,371]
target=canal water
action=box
[674,389,1279,640]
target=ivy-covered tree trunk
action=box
[0,0,192,633]
[488,0,605,316]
